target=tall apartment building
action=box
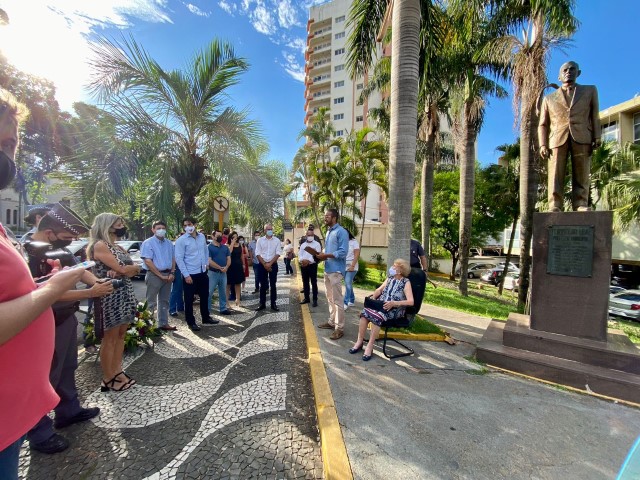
[304,0,387,223]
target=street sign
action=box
[213,196,229,212]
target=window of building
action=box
[334,48,345,55]
[334,113,344,120]
[334,97,344,104]
[334,64,344,72]
[634,113,640,144]
[335,130,344,137]
[332,146,340,153]
[335,15,345,23]
[334,80,344,88]
[601,121,619,142]
[12,209,17,225]
[335,31,345,39]
[5,209,10,224]
[356,115,364,122]
[356,83,363,90]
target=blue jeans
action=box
[169,268,184,314]
[344,270,357,305]
[0,435,24,480]
[208,270,227,313]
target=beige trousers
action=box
[548,137,592,210]
[324,272,345,330]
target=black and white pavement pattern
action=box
[19,267,322,479]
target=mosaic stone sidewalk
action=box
[19,267,323,479]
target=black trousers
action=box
[301,263,318,302]
[183,271,209,326]
[257,262,278,307]
[284,257,293,274]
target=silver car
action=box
[503,272,520,291]
[608,289,640,321]
[456,263,496,279]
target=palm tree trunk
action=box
[387,0,421,263]
[458,104,476,296]
[517,95,539,310]
[421,127,437,271]
[498,213,518,295]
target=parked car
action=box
[503,272,520,291]
[67,239,89,262]
[116,240,145,279]
[456,263,496,278]
[610,286,626,297]
[608,289,640,321]
[480,264,519,285]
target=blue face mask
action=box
[266,230,273,237]
[389,267,397,276]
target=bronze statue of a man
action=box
[538,61,600,212]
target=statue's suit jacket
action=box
[538,84,600,149]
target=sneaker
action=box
[348,302,355,307]
[318,322,334,330]
[54,407,100,429]
[329,330,344,340]
[169,312,178,317]
[31,434,70,454]
[344,304,349,311]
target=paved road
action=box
[20,266,322,479]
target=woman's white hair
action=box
[88,213,122,257]
[393,258,411,277]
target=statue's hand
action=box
[539,146,550,159]
[593,138,602,149]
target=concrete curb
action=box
[296,268,353,480]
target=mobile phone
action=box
[34,261,96,283]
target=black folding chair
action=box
[376,268,427,359]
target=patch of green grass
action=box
[608,318,640,344]
[353,267,386,290]
[385,315,445,335]
[424,281,517,320]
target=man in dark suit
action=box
[538,61,600,212]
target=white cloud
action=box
[279,51,304,83]
[185,3,210,17]
[218,0,236,16]
[277,0,298,29]
[0,0,174,111]
[250,3,276,35]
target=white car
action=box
[608,289,640,321]
[503,272,520,291]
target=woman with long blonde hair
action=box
[89,213,140,391]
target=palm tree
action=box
[481,0,578,309]
[449,0,508,296]
[89,35,267,216]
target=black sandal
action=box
[116,371,136,387]
[100,374,132,392]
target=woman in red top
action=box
[0,88,85,479]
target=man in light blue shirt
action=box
[315,209,349,340]
[174,217,213,331]
[141,220,176,331]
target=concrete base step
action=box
[477,319,640,404]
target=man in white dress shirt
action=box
[254,223,282,311]
[298,228,320,307]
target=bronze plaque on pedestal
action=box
[547,225,594,277]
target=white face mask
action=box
[307,236,314,242]
[185,225,195,234]
[389,267,397,276]
[240,240,245,245]
[155,228,166,238]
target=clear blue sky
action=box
[2,0,638,167]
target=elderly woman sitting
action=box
[349,258,414,361]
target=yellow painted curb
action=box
[295,263,353,480]
[375,332,449,341]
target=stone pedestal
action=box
[477,211,640,403]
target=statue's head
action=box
[558,61,581,84]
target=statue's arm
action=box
[538,97,550,153]
[591,86,601,145]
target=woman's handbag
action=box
[364,296,386,311]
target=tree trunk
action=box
[458,105,476,296]
[360,195,368,246]
[420,108,438,272]
[387,0,421,263]
[498,213,518,295]
[517,94,539,310]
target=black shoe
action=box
[220,310,232,315]
[252,290,259,294]
[203,317,220,324]
[300,289,304,294]
[169,312,178,317]
[256,304,266,311]
[189,324,201,332]
[300,299,310,305]
[54,407,100,429]
[312,301,318,307]
[31,434,70,454]
[271,305,280,312]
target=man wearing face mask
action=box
[175,217,212,331]
[141,221,177,331]
[21,203,55,244]
[247,230,261,294]
[254,223,282,311]
[24,203,113,454]
[207,229,231,315]
[298,228,321,307]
